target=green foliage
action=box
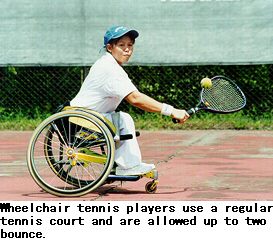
[0,67,82,114]
[121,64,273,118]
[0,64,272,130]
[0,107,50,130]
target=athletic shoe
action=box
[115,163,155,176]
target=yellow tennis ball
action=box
[200,78,212,88]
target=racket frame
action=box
[194,76,246,114]
[173,76,246,123]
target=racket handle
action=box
[187,109,195,116]
[172,108,195,124]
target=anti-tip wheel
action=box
[145,181,158,194]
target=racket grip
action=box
[187,109,195,116]
[172,108,195,124]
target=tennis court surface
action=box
[1,130,273,201]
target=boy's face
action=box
[107,36,134,66]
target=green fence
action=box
[1,64,272,119]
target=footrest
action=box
[142,170,158,180]
[107,175,141,182]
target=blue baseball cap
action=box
[100,26,139,52]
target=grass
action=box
[0,109,51,131]
[132,111,273,131]
[1,109,272,131]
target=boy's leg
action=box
[113,111,141,169]
[112,112,155,176]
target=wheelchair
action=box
[26,106,158,197]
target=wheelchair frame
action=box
[26,107,158,197]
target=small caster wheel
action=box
[145,180,158,194]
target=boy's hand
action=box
[171,109,190,124]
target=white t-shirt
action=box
[70,53,137,113]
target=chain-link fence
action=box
[1,64,273,118]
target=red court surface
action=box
[1,130,273,201]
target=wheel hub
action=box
[66,148,74,157]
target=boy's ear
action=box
[106,44,112,53]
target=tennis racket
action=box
[173,76,246,123]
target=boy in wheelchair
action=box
[69,26,189,176]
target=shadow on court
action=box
[1,130,273,201]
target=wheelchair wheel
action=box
[27,110,115,197]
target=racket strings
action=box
[202,78,245,111]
